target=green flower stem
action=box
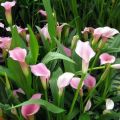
[67,73,86,117]
[84,64,111,103]
[44,90,51,120]
[89,51,101,73]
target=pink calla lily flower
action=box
[9,47,27,63]
[9,47,29,76]
[21,93,41,119]
[30,63,50,89]
[40,25,51,40]
[84,74,96,90]
[93,26,119,42]
[99,53,115,65]
[1,1,16,25]
[1,1,16,11]
[0,37,11,50]
[75,40,95,73]
[57,72,74,95]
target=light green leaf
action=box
[27,25,39,64]
[42,52,75,64]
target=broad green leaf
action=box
[9,99,65,114]
[42,52,75,64]
[27,25,39,64]
[7,58,32,97]
[0,66,14,80]
[11,26,26,49]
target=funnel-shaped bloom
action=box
[99,53,115,65]
[9,47,28,76]
[9,47,27,62]
[75,40,95,73]
[57,72,74,95]
[63,46,71,57]
[1,1,16,11]
[93,26,119,42]
[1,1,16,25]
[40,25,50,40]
[30,63,50,89]
[0,37,11,50]
[106,98,114,110]
[0,22,4,28]
[21,93,41,119]
[84,74,96,90]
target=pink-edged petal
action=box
[1,1,16,11]
[75,40,95,63]
[0,37,11,49]
[93,27,104,41]
[102,26,119,38]
[57,72,74,89]
[40,25,50,40]
[30,63,50,79]
[99,53,115,65]
[84,74,96,89]
[0,22,4,28]
[21,93,41,119]
[84,100,92,111]
[13,88,25,97]
[63,46,71,57]
[9,47,27,62]
[70,77,83,89]
[111,64,120,69]
[106,98,114,110]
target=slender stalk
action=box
[84,64,111,103]
[44,90,51,120]
[67,73,86,117]
[89,51,101,73]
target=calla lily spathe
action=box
[0,37,11,50]
[93,26,119,42]
[9,47,27,63]
[21,93,41,119]
[1,1,16,25]
[30,63,50,89]
[75,40,95,73]
[99,53,115,65]
[57,72,74,95]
